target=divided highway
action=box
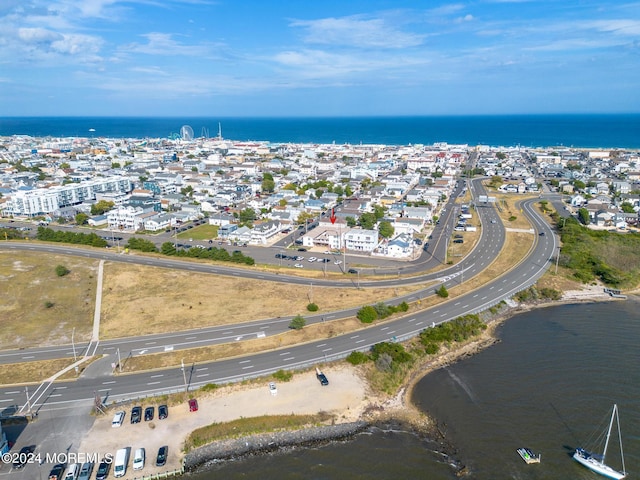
[0,180,558,413]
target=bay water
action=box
[189,299,640,479]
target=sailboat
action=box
[573,404,626,479]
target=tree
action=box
[573,179,586,190]
[373,204,386,220]
[239,208,257,225]
[111,162,121,169]
[358,212,377,230]
[345,185,353,197]
[91,200,115,216]
[577,207,590,225]
[261,175,275,193]
[180,185,194,197]
[378,220,394,239]
[436,284,449,298]
[75,212,89,225]
[620,202,635,213]
[296,211,315,225]
[289,315,306,330]
[346,216,357,227]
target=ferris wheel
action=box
[180,125,194,141]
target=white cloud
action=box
[18,27,62,44]
[290,15,425,49]
[121,32,219,57]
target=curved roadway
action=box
[0,180,558,413]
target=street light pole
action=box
[72,327,77,361]
[181,358,188,392]
[117,347,122,373]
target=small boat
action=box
[573,404,626,479]
[517,447,541,464]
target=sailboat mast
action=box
[602,404,617,464]
[615,404,626,475]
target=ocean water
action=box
[188,299,640,479]
[1,114,640,148]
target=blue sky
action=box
[1,0,639,116]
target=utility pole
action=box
[181,359,188,392]
[25,387,31,416]
[72,327,77,361]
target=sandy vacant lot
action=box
[78,366,372,479]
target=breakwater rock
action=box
[184,421,368,472]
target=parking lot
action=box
[77,366,369,478]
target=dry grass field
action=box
[99,263,427,339]
[1,190,547,382]
[0,250,99,348]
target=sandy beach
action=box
[77,285,618,478]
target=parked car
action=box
[63,463,79,480]
[111,410,125,427]
[347,269,358,274]
[95,461,110,480]
[188,398,198,412]
[144,406,154,421]
[48,464,66,480]
[156,446,168,467]
[78,462,93,480]
[130,406,142,423]
[132,448,145,471]
[316,372,329,386]
[13,445,35,469]
[453,239,464,244]
[158,404,168,420]
[269,382,277,396]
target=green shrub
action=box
[289,315,306,330]
[346,351,369,365]
[356,305,378,323]
[200,383,219,392]
[44,301,54,308]
[272,369,293,382]
[306,303,319,312]
[55,265,70,277]
[436,284,449,298]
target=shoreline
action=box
[180,286,620,475]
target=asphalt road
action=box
[0,179,498,365]
[0,187,557,413]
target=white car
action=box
[294,263,304,268]
[308,257,317,262]
[111,410,125,428]
[269,382,277,396]
[132,448,145,471]
[323,250,331,254]
[334,260,342,265]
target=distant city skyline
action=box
[1,0,639,117]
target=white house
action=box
[344,228,378,252]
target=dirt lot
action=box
[78,365,371,479]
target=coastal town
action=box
[2,130,640,251]
[1,130,640,479]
